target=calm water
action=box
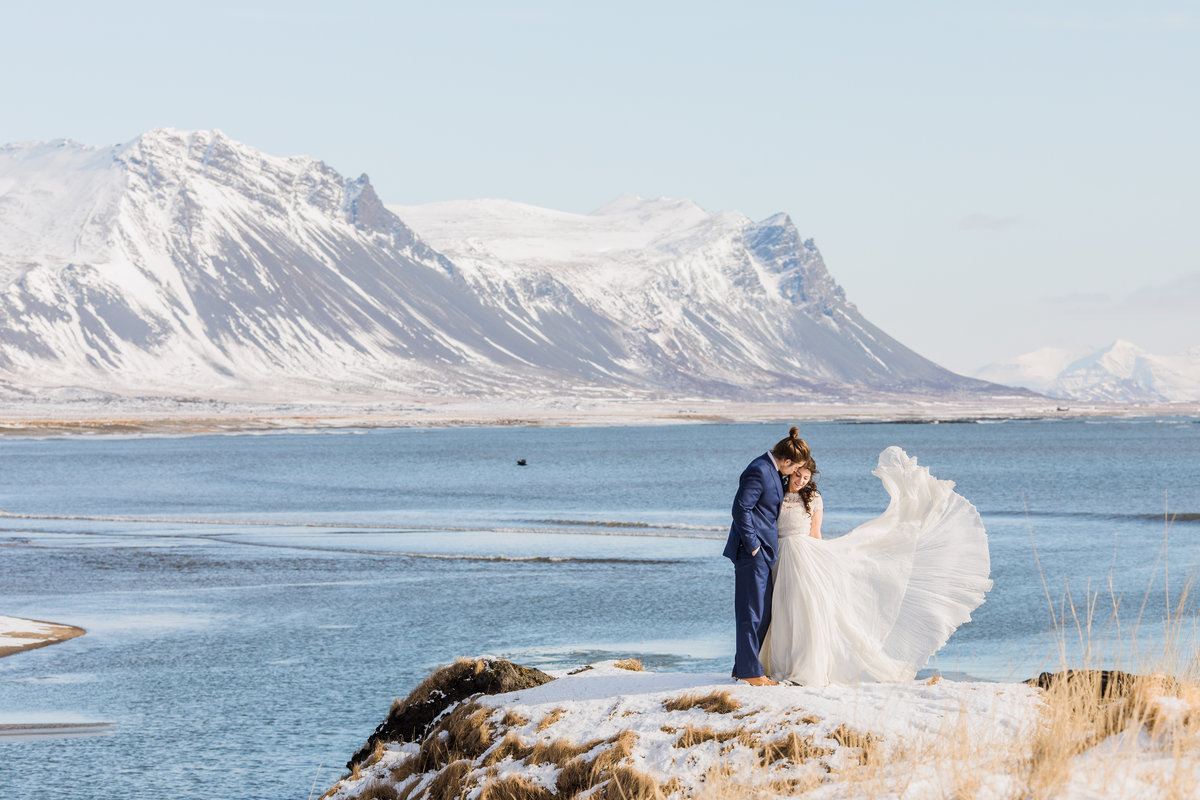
[1,419,1198,799]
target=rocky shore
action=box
[318,658,1199,800]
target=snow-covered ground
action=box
[0,394,1195,437]
[322,661,1200,800]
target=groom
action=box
[723,428,809,685]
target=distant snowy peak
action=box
[976,341,1200,402]
[973,348,1082,394]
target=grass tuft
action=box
[478,774,553,800]
[500,710,529,727]
[613,658,643,671]
[535,708,566,732]
[829,724,878,766]
[761,731,834,765]
[663,690,740,714]
[672,725,739,748]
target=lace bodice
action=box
[778,491,821,538]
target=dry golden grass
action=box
[663,690,740,714]
[829,724,879,766]
[482,732,532,767]
[353,779,401,800]
[556,730,639,797]
[695,758,824,799]
[528,737,605,765]
[362,740,386,769]
[477,774,553,800]
[424,759,473,800]
[761,730,835,765]
[594,765,666,800]
[612,658,644,671]
[500,710,529,727]
[672,724,739,748]
[535,708,566,731]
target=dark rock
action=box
[346,657,554,770]
[1023,669,1178,699]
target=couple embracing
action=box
[724,427,994,687]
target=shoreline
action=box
[0,397,1196,436]
[0,615,86,658]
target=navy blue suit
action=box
[723,453,785,679]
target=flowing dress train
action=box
[759,446,992,685]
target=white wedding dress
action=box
[759,446,992,685]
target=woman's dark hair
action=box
[796,459,820,514]
[771,426,810,465]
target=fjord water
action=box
[1,419,1197,799]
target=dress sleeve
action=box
[811,491,823,511]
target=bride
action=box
[759,446,992,685]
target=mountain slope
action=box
[392,196,1008,398]
[0,130,572,397]
[0,129,1011,402]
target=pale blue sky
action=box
[4,1,1197,372]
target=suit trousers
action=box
[732,549,773,678]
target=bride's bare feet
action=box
[741,675,779,686]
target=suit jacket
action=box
[722,452,785,564]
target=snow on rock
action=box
[321,660,1200,800]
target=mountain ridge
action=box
[0,128,1019,402]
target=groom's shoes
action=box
[740,675,779,686]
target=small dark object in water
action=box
[516,459,527,466]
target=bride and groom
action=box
[724,427,993,687]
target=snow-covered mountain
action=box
[0,128,1009,402]
[975,341,1200,402]
[389,196,1009,398]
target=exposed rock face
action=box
[346,657,553,770]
